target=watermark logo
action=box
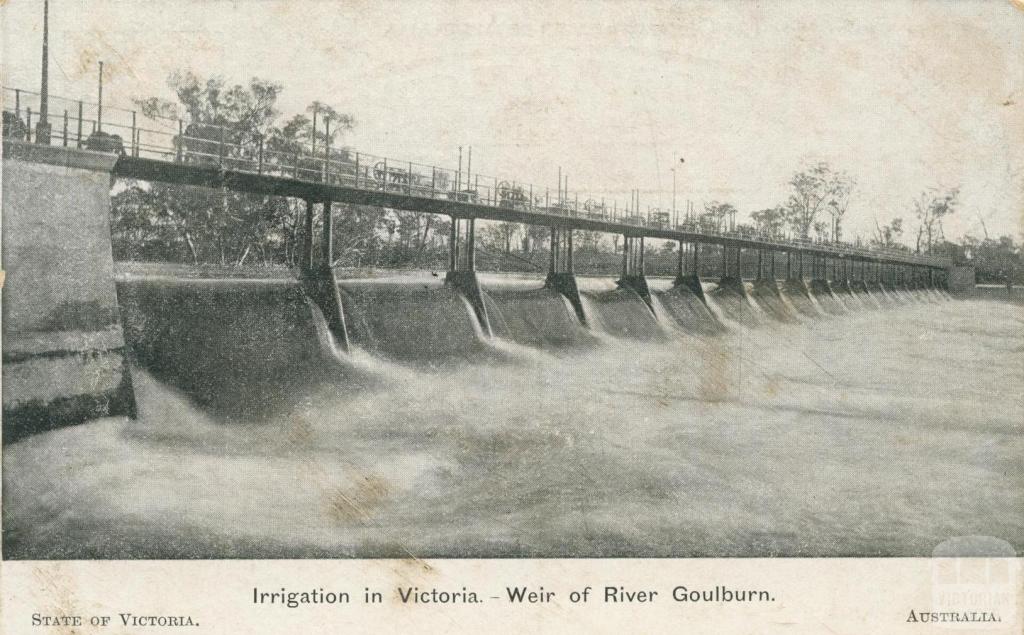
[919,536,1020,630]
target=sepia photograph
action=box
[1,0,1022,570]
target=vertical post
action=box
[621,236,629,278]
[77,101,84,149]
[36,0,51,144]
[97,61,104,133]
[550,228,557,274]
[257,135,264,174]
[131,111,137,156]
[757,249,763,279]
[431,167,436,197]
[176,119,184,162]
[721,245,728,277]
[323,117,332,183]
[454,220,461,268]
[693,242,700,277]
[62,110,68,146]
[787,251,792,278]
[26,108,32,143]
[736,246,742,279]
[677,240,684,278]
[449,217,458,271]
[382,158,388,193]
[639,236,646,274]
[567,229,574,273]
[303,198,315,273]
[321,199,333,266]
[467,218,476,271]
[311,105,317,157]
[218,125,225,168]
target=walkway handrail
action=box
[2,84,952,268]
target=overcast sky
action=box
[3,0,1022,243]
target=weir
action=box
[0,132,969,442]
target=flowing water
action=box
[4,272,1022,559]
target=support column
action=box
[321,198,333,265]
[445,215,489,334]
[302,198,315,274]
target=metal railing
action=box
[1,84,950,268]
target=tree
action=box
[115,70,361,268]
[872,217,904,247]
[702,201,737,232]
[750,206,786,237]
[783,162,854,239]
[482,222,520,255]
[913,187,959,253]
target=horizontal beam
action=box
[114,156,946,269]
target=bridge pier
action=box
[674,240,707,302]
[545,226,587,324]
[445,215,490,334]
[299,197,349,352]
[617,234,653,309]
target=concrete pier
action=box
[2,141,135,442]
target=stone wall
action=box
[2,141,134,443]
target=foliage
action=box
[783,162,855,239]
[912,187,958,253]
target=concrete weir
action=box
[1,140,964,442]
[118,277,359,419]
[711,276,760,327]
[750,278,799,322]
[655,274,725,335]
[782,278,820,317]
[810,279,846,315]
[2,142,135,443]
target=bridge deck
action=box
[114,156,942,268]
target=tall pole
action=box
[97,61,104,133]
[36,0,52,144]
[671,167,676,219]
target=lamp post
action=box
[35,0,52,144]
[671,156,685,225]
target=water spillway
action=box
[339,280,492,363]
[750,278,799,323]
[116,276,362,422]
[781,279,821,318]
[809,279,846,315]
[653,281,726,335]
[832,280,863,311]
[483,285,599,348]
[579,287,667,340]
[850,280,880,309]
[709,277,761,327]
